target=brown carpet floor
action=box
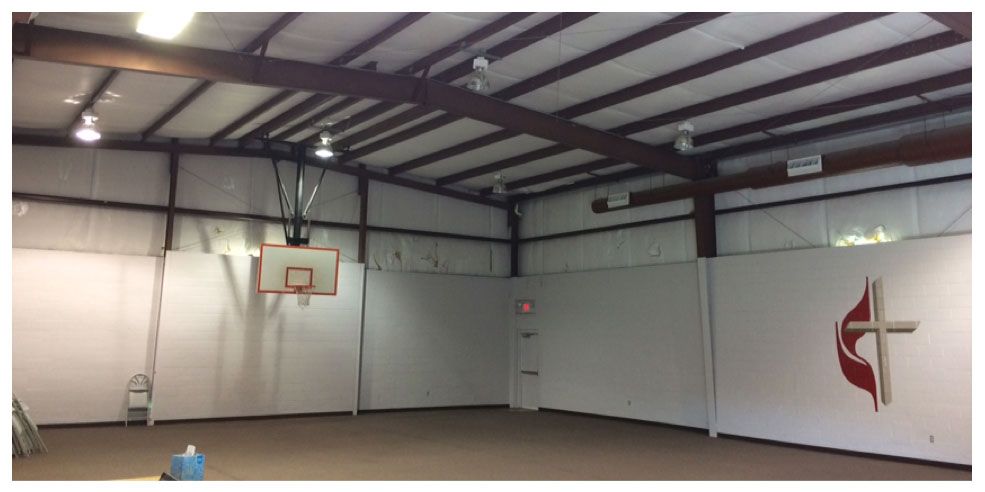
[12,408,970,480]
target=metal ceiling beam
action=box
[491,69,971,192]
[139,12,304,141]
[925,12,972,39]
[335,12,723,158]
[591,124,971,212]
[436,29,967,186]
[265,60,379,142]
[208,12,428,144]
[383,12,888,177]
[302,13,597,148]
[240,12,533,145]
[12,134,509,209]
[516,95,971,200]
[12,23,700,177]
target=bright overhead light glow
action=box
[314,131,334,159]
[137,12,195,40]
[835,225,893,247]
[75,110,101,142]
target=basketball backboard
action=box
[257,244,340,296]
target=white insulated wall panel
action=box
[171,216,359,262]
[151,251,364,420]
[13,145,170,205]
[512,262,708,428]
[709,234,971,464]
[367,232,510,277]
[13,200,166,256]
[360,271,511,410]
[12,249,161,424]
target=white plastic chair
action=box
[126,374,151,427]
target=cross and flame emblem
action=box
[836,277,919,412]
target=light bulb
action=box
[315,146,333,159]
[674,133,693,152]
[137,12,195,40]
[75,111,101,142]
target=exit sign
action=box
[515,299,535,314]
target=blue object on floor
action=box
[170,452,205,480]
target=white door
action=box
[519,331,539,410]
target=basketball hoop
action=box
[294,285,313,308]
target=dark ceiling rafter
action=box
[333,12,723,159]
[241,12,535,145]
[434,29,967,186]
[924,12,972,39]
[208,12,428,144]
[489,68,971,193]
[292,11,576,147]
[322,12,601,152]
[384,12,888,177]
[517,94,971,201]
[139,12,304,141]
[12,133,509,209]
[591,124,971,212]
[11,23,702,177]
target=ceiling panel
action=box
[92,71,201,134]
[158,83,286,138]
[12,60,111,130]
[409,134,557,179]
[227,91,319,140]
[265,13,407,64]
[358,119,502,169]
[344,13,504,75]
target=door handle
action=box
[520,370,539,376]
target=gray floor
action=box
[12,408,970,480]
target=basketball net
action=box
[294,285,313,308]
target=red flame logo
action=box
[836,278,879,412]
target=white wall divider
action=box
[353,264,368,415]
[12,249,162,424]
[360,271,511,410]
[708,234,971,465]
[512,262,708,429]
[151,251,364,420]
[696,258,718,437]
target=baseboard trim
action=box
[38,405,510,428]
[358,404,509,414]
[154,411,352,425]
[40,420,131,429]
[717,432,972,472]
[537,407,709,434]
[537,407,970,471]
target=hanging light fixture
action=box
[136,12,195,40]
[492,173,508,194]
[75,109,101,142]
[314,131,334,159]
[674,121,694,152]
[466,56,490,93]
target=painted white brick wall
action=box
[360,271,511,409]
[12,249,162,424]
[512,262,708,428]
[151,251,364,420]
[709,234,971,464]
